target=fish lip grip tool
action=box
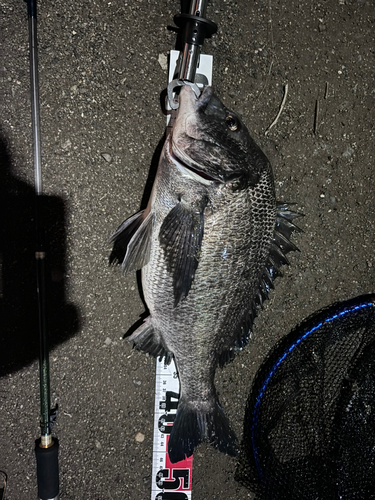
[167,0,217,110]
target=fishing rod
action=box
[26,0,59,498]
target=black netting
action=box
[236,294,375,499]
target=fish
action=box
[110,85,301,463]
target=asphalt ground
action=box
[0,0,374,498]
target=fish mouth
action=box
[170,136,222,185]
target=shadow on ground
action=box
[0,129,81,377]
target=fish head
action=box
[171,85,269,188]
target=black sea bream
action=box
[110,85,300,463]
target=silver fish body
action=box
[111,86,300,463]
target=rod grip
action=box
[35,439,59,499]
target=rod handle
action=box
[35,439,59,500]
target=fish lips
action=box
[179,84,214,113]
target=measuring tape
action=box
[151,359,193,499]
[150,51,213,500]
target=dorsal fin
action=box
[218,202,303,367]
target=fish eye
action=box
[225,115,238,131]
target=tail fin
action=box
[167,397,238,463]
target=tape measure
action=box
[151,359,193,499]
[150,51,213,500]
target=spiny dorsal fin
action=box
[276,202,302,221]
[218,202,302,367]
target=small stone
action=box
[104,337,112,346]
[62,139,72,149]
[95,440,102,449]
[342,146,355,159]
[158,53,168,71]
[133,379,142,386]
[101,153,112,162]
[143,475,151,486]
[135,432,145,443]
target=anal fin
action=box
[128,318,173,364]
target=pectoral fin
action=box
[159,198,207,307]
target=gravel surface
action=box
[1,0,374,498]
